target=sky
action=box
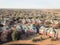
[0,0,60,9]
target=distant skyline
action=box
[0,0,60,9]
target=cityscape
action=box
[0,9,60,45]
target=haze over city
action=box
[0,0,60,9]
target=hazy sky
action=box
[0,0,60,9]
